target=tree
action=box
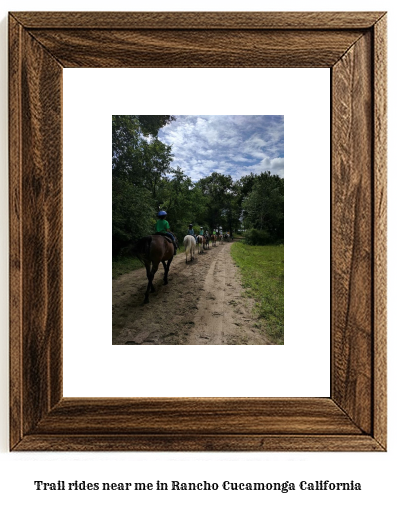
[112,177,154,255]
[137,115,176,136]
[157,167,209,242]
[112,115,142,180]
[242,171,284,243]
[196,172,237,232]
[141,138,173,199]
[112,115,175,255]
[112,115,174,190]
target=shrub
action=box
[244,229,272,246]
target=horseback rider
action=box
[187,223,197,243]
[155,211,177,254]
[197,226,205,248]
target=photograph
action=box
[112,115,284,345]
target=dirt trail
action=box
[112,240,270,345]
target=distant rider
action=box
[155,211,177,254]
[187,224,197,243]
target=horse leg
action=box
[163,258,172,284]
[144,262,159,304]
[150,262,159,292]
[144,262,153,304]
[162,260,169,285]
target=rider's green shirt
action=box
[155,219,170,233]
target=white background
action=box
[63,68,330,397]
[0,1,395,507]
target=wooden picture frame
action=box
[9,11,387,451]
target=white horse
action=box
[183,235,196,263]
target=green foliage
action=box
[196,172,240,233]
[235,173,257,205]
[112,115,173,192]
[112,255,144,279]
[136,115,176,136]
[112,178,155,255]
[157,167,209,244]
[242,171,284,243]
[243,229,272,246]
[112,115,142,180]
[112,115,176,255]
[231,242,284,344]
[141,138,173,198]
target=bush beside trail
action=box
[243,228,283,246]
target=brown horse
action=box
[211,234,217,246]
[197,235,204,254]
[133,234,176,304]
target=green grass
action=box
[112,246,187,280]
[112,256,143,279]
[230,242,284,344]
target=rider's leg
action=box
[165,232,177,254]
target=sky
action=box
[157,115,284,182]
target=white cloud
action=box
[158,115,284,181]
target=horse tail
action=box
[144,236,152,258]
[183,235,194,262]
[130,236,152,264]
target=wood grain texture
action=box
[9,17,64,445]
[8,11,387,452]
[332,32,373,434]
[373,15,387,449]
[14,435,383,452]
[32,398,362,435]
[9,15,23,450]
[27,29,363,68]
[21,28,64,433]
[11,11,386,29]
